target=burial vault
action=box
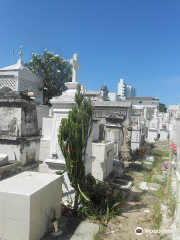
[92,101,132,160]
[0,92,41,165]
[0,57,43,105]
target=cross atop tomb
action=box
[18,50,23,60]
[69,53,80,83]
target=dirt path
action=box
[98,187,160,240]
[96,145,173,240]
[42,143,173,240]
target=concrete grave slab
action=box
[0,171,62,240]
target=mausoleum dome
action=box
[0,58,44,105]
[0,59,32,73]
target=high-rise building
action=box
[118,79,136,99]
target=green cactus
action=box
[58,84,122,220]
[58,84,93,210]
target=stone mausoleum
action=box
[92,101,132,160]
[0,55,49,132]
[0,92,41,165]
[0,57,43,104]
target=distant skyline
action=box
[0,0,180,107]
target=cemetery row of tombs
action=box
[0,54,178,240]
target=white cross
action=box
[69,53,80,83]
[18,50,23,59]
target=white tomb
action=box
[40,54,95,202]
[131,109,142,150]
[0,54,49,132]
[147,108,159,142]
[0,171,62,240]
[158,112,170,141]
[0,54,43,105]
[169,118,177,140]
[92,141,114,181]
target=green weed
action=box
[168,190,176,218]
[153,202,162,229]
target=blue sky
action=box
[0,0,180,107]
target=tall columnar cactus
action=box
[58,84,93,210]
[58,84,122,220]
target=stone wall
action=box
[92,101,132,159]
[0,92,40,165]
[172,118,180,237]
[0,97,39,137]
[0,107,21,137]
[0,138,40,165]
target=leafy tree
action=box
[159,103,167,113]
[26,51,72,105]
[58,84,122,221]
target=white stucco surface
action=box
[0,138,40,165]
[41,117,53,140]
[0,59,44,105]
[147,129,158,142]
[159,129,168,141]
[131,130,141,150]
[92,141,114,181]
[39,140,51,162]
[36,105,49,132]
[0,171,62,240]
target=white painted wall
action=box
[39,140,51,162]
[131,101,159,109]
[91,122,99,142]
[108,93,119,101]
[0,139,40,165]
[159,129,168,141]
[41,117,53,140]
[131,130,141,150]
[147,129,158,142]
[36,105,49,132]
[92,141,114,181]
